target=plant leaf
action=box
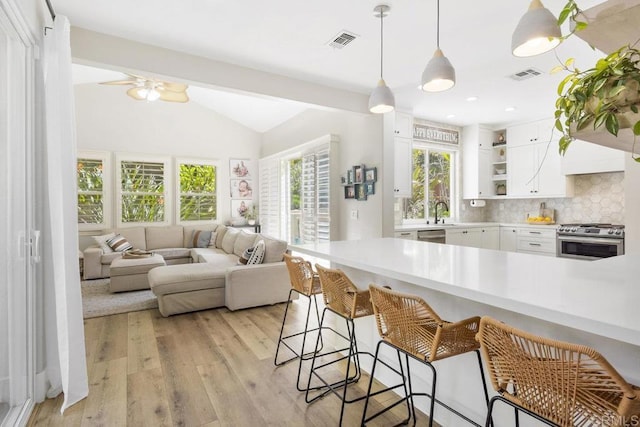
[555,118,564,132]
[574,21,588,31]
[551,65,565,75]
[558,7,572,25]
[605,113,619,136]
[608,85,626,97]
[564,58,575,68]
[557,74,574,96]
[633,120,640,136]
[632,104,638,114]
[594,112,607,130]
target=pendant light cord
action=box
[436,0,440,48]
[380,9,384,79]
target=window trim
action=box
[77,150,112,231]
[404,142,458,224]
[174,157,219,225]
[115,152,172,228]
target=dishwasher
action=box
[417,229,446,244]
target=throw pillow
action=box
[189,230,212,248]
[221,227,240,253]
[247,240,265,265]
[106,234,133,252]
[208,231,218,248]
[239,247,253,265]
[93,232,116,253]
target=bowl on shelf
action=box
[495,168,506,175]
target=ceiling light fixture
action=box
[369,4,395,114]
[512,0,561,57]
[505,106,517,112]
[136,86,161,102]
[421,0,455,92]
[466,96,479,102]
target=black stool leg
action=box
[274,289,296,366]
[294,293,320,391]
[484,396,498,427]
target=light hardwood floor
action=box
[27,300,425,426]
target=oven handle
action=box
[556,235,623,245]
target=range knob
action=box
[571,227,578,232]
[615,230,622,235]
[608,229,614,234]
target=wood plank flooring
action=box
[27,300,426,426]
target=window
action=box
[176,159,217,223]
[76,151,111,230]
[406,146,455,220]
[116,154,171,226]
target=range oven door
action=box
[556,235,624,260]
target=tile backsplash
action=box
[460,172,625,225]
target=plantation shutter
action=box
[258,157,280,238]
[301,153,317,243]
[315,147,330,243]
[119,159,167,224]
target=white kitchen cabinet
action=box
[446,226,499,249]
[507,118,556,148]
[446,228,482,247]
[393,137,412,197]
[393,112,413,139]
[509,142,574,198]
[394,230,417,240]
[560,138,625,175]
[462,124,492,199]
[500,226,518,251]
[516,228,556,256]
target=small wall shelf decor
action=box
[343,164,378,200]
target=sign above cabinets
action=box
[413,123,459,145]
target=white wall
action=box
[262,109,384,241]
[74,83,262,228]
[624,156,640,253]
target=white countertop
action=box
[291,238,640,347]
[395,222,556,231]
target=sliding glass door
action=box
[0,3,35,425]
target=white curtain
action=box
[41,16,88,412]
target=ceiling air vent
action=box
[328,31,358,49]
[508,68,543,81]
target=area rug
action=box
[81,279,158,319]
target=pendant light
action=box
[369,4,395,114]
[512,0,561,57]
[421,0,455,92]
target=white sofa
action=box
[83,223,292,316]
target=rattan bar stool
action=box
[476,316,640,427]
[361,284,491,427]
[274,254,327,391]
[306,265,408,426]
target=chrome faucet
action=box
[434,201,449,224]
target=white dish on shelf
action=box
[495,168,506,174]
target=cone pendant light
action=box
[369,4,395,114]
[421,0,455,92]
[512,0,561,57]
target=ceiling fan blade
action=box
[160,82,188,93]
[126,87,146,100]
[100,79,137,86]
[158,88,189,103]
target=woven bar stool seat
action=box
[274,254,329,391]
[476,316,640,427]
[361,284,491,427]
[305,265,407,426]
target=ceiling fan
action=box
[100,74,189,103]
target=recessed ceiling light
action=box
[446,114,456,118]
[505,106,517,112]
[466,96,478,102]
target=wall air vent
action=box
[508,68,543,81]
[327,31,358,49]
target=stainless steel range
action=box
[556,224,625,260]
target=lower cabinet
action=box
[446,227,499,249]
[499,226,518,252]
[499,226,556,256]
[394,230,417,240]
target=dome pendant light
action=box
[512,0,561,57]
[369,4,395,114]
[421,0,455,92]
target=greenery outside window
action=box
[177,159,217,223]
[116,154,171,226]
[77,151,111,230]
[406,146,455,221]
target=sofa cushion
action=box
[197,253,239,268]
[116,227,146,250]
[221,227,240,253]
[188,230,212,248]
[233,231,258,257]
[260,234,288,263]
[93,232,116,253]
[153,248,191,260]
[182,223,220,247]
[146,225,183,249]
[149,263,226,296]
[101,251,123,265]
[215,225,228,248]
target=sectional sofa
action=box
[82,223,291,316]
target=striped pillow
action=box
[247,240,265,265]
[107,234,133,252]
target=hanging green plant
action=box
[553,45,640,161]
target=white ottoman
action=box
[109,254,166,292]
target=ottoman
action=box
[148,263,226,317]
[109,254,166,292]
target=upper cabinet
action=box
[393,137,412,197]
[462,124,492,199]
[393,112,413,139]
[507,119,574,198]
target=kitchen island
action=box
[291,238,640,425]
